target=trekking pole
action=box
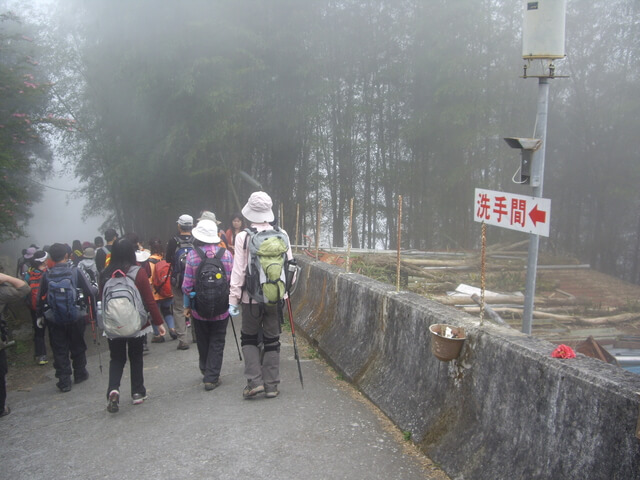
[285,296,304,389]
[88,301,103,374]
[229,314,242,361]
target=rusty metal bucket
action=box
[429,324,466,361]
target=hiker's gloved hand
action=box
[36,317,45,329]
[228,304,240,317]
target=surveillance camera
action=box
[504,137,542,151]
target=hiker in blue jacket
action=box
[37,243,97,393]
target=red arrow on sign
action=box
[529,204,547,226]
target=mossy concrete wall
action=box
[292,256,640,480]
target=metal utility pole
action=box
[522,77,549,334]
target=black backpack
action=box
[193,246,229,318]
[171,235,194,287]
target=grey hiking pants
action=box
[172,284,187,343]
[240,303,281,391]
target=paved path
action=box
[1,327,448,480]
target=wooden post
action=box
[346,198,354,272]
[316,201,321,261]
[396,195,402,292]
[295,204,300,254]
[279,203,284,230]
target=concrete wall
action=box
[292,256,640,480]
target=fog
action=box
[25,168,103,247]
[0,161,103,271]
[2,1,640,284]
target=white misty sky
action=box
[26,169,104,248]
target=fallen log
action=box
[470,293,509,327]
[461,307,640,326]
[570,313,640,326]
[438,293,583,307]
[462,306,577,321]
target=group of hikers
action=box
[0,191,298,416]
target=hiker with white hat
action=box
[181,218,234,391]
[197,210,229,248]
[228,191,294,399]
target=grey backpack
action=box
[100,266,148,337]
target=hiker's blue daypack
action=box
[100,266,148,337]
[243,227,291,305]
[193,247,229,318]
[45,265,79,323]
[171,235,194,288]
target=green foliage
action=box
[0,10,62,241]
[306,347,320,359]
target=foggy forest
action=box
[1,0,639,285]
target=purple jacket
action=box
[182,244,233,320]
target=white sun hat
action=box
[192,219,221,244]
[241,191,274,224]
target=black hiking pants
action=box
[48,319,87,388]
[193,317,228,384]
[30,310,47,358]
[107,335,145,398]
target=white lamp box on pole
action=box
[522,0,566,60]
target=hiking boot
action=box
[36,355,48,365]
[132,393,148,405]
[0,406,10,418]
[204,380,220,391]
[151,335,165,343]
[177,341,190,350]
[169,328,178,340]
[107,390,119,413]
[56,380,72,393]
[265,386,279,398]
[74,371,89,384]
[242,384,265,399]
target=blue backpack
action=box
[46,265,79,323]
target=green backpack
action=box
[244,227,290,305]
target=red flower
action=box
[551,344,576,359]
